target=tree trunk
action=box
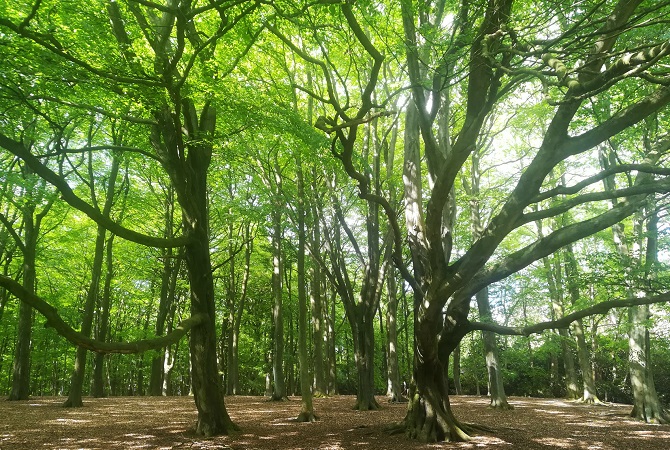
[629,204,667,423]
[564,243,601,402]
[403,312,472,442]
[92,233,115,397]
[64,151,120,407]
[385,271,404,402]
[63,223,106,407]
[476,288,512,409]
[538,234,579,400]
[352,308,380,410]
[270,204,287,401]
[8,212,36,401]
[296,157,317,422]
[152,101,234,435]
[452,344,462,395]
[150,187,178,396]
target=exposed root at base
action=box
[571,397,609,406]
[296,412,319,422]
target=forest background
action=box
[1,0,670,443]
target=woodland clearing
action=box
[1,395,668,449]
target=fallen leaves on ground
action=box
[0,395,668,449]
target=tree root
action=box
[571,397,609,406]
[296,411,319,422]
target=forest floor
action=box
[1,394,669,449]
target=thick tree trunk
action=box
[152,101,234,435]
[353,310,380,410]
[403,312,472,442]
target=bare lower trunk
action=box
[476,289,512,409]
[629,304,668,423]
[353,314,380,410]
[404,354,470,442]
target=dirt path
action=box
[1,395,668,449]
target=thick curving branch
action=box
[468,292,670,336]
[0,274,205,354]
[0,132,191,248]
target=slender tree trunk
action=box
[8,213,36,401]
[310,202,326,396]
[629,203,667,423]
[92,233,115,397]
[452,344,462,395]
[150,187,177,396]
[476,288,512,409]
[564,243,601,403]
[270,204,287,401]
[296,157,317,421]
[326,287,337,395]
[385,270,404,402]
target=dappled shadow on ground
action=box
[0,395,668,449]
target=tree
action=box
[0,0,263,435]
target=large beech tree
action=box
[273,0,670,442]
[0,0,263,435]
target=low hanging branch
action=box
[0,275,207,354]
[468,292,670,336]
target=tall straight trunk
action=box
[153,101,234,435]
[63,222,106,407]
[270,204,286,401]
[452,344,462,395]
[476,288,511,409]
[8,212,36,401]
[385,270,404,402]
[296,157,317,421]
[309,193,326,395]
[227,226,251,395]
[564,243,601,403]
[468,148,511,409]
[92,233,115,397]
[326,287,337,394]
[629,203,667,423]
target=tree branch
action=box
[0,133,191,248]
[0,274,206,354]
[468,292,670,336]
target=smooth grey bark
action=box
[564,243,601,403]
[270,198,287,401]
[629,202,668,423]
[296,155,317,422]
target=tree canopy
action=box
[1,0,670,443]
